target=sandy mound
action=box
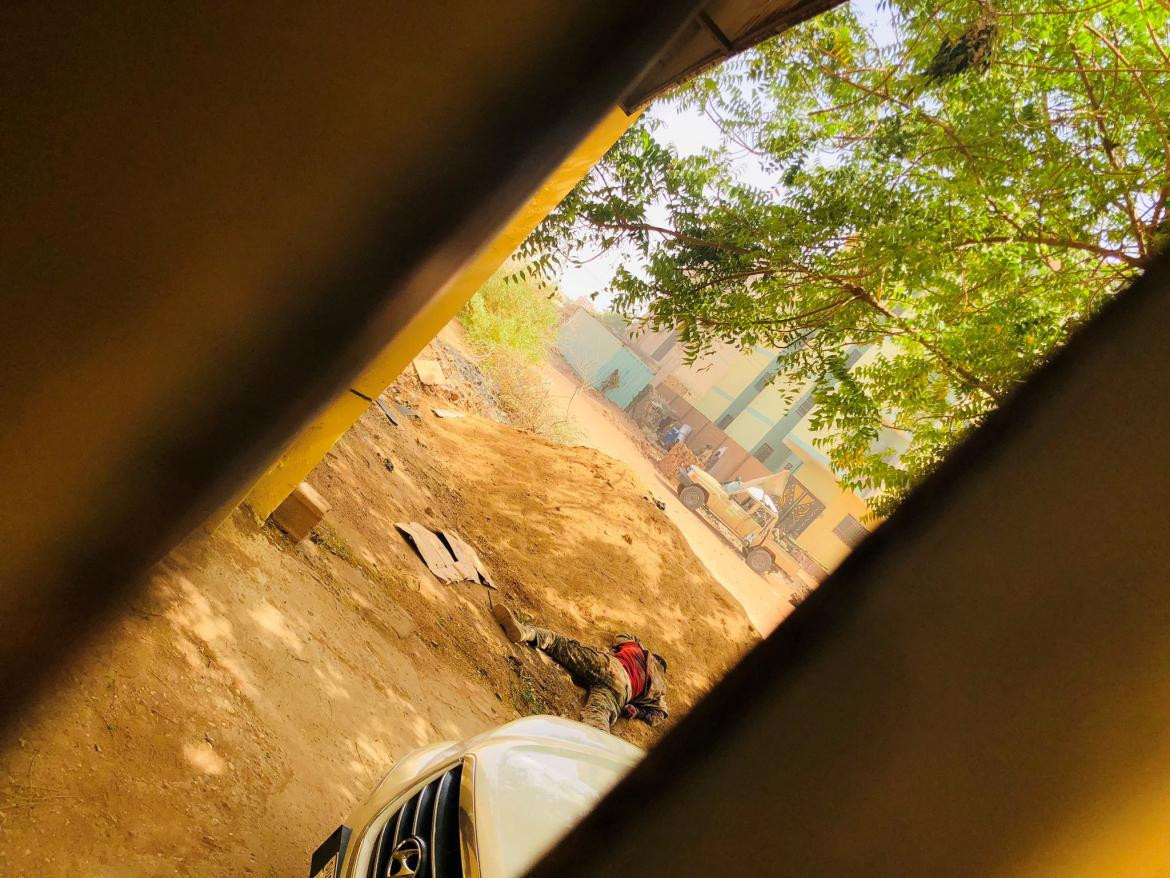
[313,399,758,747]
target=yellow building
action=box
[694,347,776,424]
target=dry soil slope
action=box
[318,400,759,748]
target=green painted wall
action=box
[556,308,652,409]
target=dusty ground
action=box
[0,331,756,877]
[539,358,803,635]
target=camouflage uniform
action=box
[527,627,669,732]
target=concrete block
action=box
[270,481,330,542]
[413,358,446,386]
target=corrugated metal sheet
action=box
[558,308,621,376]
[556,309,653,409]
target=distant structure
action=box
[556,308,911,577]
[555,305,655,411]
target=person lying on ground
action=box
[492,604,668,733]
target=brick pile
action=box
[657,442,701,477]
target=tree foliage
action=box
[519,0,1170,513]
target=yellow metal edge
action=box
[239,392,370,523]
[238,104,637,522]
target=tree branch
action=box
[955,234,1145,266]
[850,285,1005,403]
[1136,0,1170,65]
[586,218,757,254]
[1084,23,1170,181]
[811,58,1026,235]
[1069,43,1149,256]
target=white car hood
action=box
[466,717,642,877]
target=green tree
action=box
[459,269,560,363]
[520,0,1170,513]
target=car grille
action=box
[367,763,464,878]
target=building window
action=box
[793,395,815,419]
[716,413,734,430]
[833,514,870,548]
[754,368,778,392]
[844,345,867,369]
[651,333,677,361]
[753,442,775,462]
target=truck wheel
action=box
[679,485,706,509]
[745,547,774,574]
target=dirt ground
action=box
[539,359,802,635]
[0,329,756,877]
